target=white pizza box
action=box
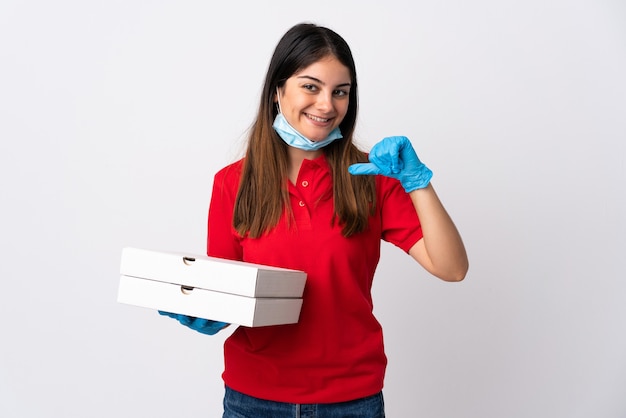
[118,275,303,327]
[119,247,306,298]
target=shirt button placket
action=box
[299,180,308,208]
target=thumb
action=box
[348,163,381,176]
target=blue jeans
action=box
[223,386,385,418]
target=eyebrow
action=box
[296,75,351,88]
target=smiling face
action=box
[276,56,352,142]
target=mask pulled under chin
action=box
[272,113,343,151]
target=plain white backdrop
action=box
[1,1,625,417]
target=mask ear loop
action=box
[275,87,283,114]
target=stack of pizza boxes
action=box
[118,247,306,327]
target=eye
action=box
[333,89,349,97]
[302,84,318,92]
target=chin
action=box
[308,131,332,142]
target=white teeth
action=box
[307,114,329,122]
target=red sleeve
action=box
[206,161,244,261]
[377,176,423,253]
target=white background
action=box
[1,1,625,417]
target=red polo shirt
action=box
[207,154,422,403]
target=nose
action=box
[315,92,334,113]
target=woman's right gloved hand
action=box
[158,311,230,335]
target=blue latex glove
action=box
[348,136,433,193]
[158,311,229,335]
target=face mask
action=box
[272,89,343,151]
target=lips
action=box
[305,113,332,123]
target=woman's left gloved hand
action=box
[158,311,229,335]
[348,136,433,192]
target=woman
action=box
[162,22,468,417]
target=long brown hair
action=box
[233,23,376,238]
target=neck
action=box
[287,147,322,183]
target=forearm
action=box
[347,135,469,280]
[408,184,468,282]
